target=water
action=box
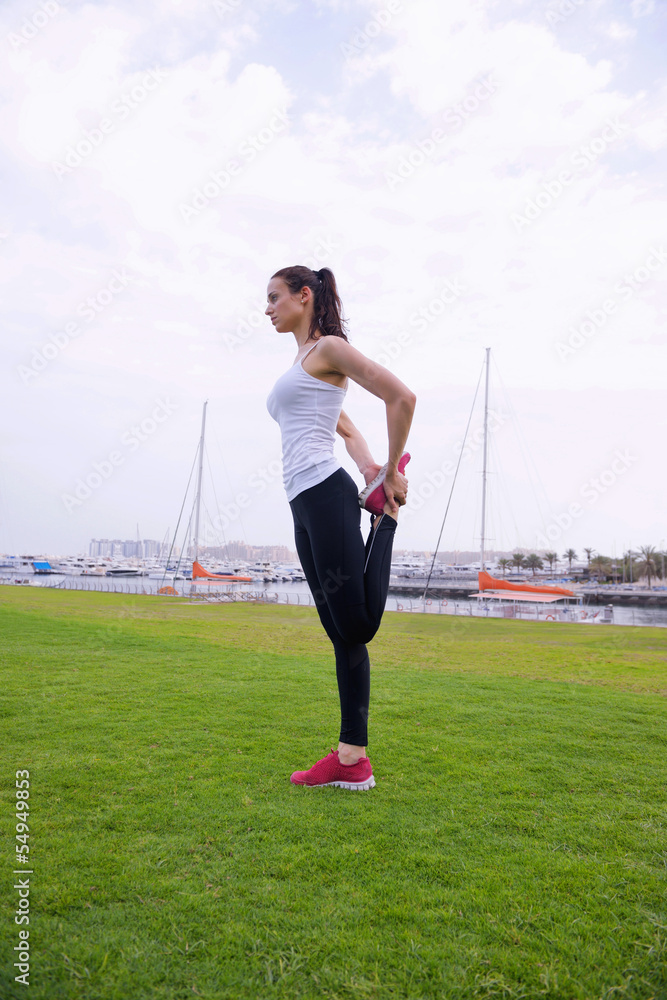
[389,589,667,627]
[6,574,667,628]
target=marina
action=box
[3,353,665,627]
[2,564,665,628]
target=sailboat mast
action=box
[193,401,208,563]
[480,347,490,572]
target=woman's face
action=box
[265,277,309,333]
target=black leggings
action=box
[289,466,397,746]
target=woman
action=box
[265,265,416,790]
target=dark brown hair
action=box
[271,265,349,342]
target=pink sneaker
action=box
[358,453,411,516]
[290,749,376,790]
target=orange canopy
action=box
[192,561,252,582]
[478,570,574,597]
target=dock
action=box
[388,580,667,607]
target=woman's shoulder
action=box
[313,335,387,388]
[316,334,362,368]
[316,334,415,402]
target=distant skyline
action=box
[1,538,656,567]
[1,0,665,558]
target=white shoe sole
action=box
[358,464,388,508]
[322,776,376,791]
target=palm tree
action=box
[563,548,577,572]
[498,558,511,577]
[511,552,525,572]
[525,553,544,576]
[636,545,659,590]
[544,551,557,573]
[584,547,595,568]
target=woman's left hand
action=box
[362,463,383,486]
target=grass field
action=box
[1,587,666,1000]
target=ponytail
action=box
[271,265,348,341]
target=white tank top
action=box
[266,340,348,501]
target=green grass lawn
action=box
[1,587,666,1000]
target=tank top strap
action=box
[295,340,321,367]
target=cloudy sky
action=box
[1,0,665,562]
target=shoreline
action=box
[3,576,666,627]
[390,581,667,608]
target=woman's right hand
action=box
[384,470,408,509]
[362,464,409,503]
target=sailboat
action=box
[425,349,605,622]
[169,402,253,586]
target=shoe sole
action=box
[358,464,388,507]
[291,776,376,791]
[358,453,411,513]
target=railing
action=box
[186,590,473,615]
[0,577,470,614]
[0,577,615,622]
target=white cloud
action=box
[634,118,667,150]
[605,20,637,41]
[1,0,666,554]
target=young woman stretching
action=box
[265,265,416,790]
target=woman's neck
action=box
[293,330,321,351]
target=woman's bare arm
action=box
[321,339,416,482]
[336,409,377,480]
